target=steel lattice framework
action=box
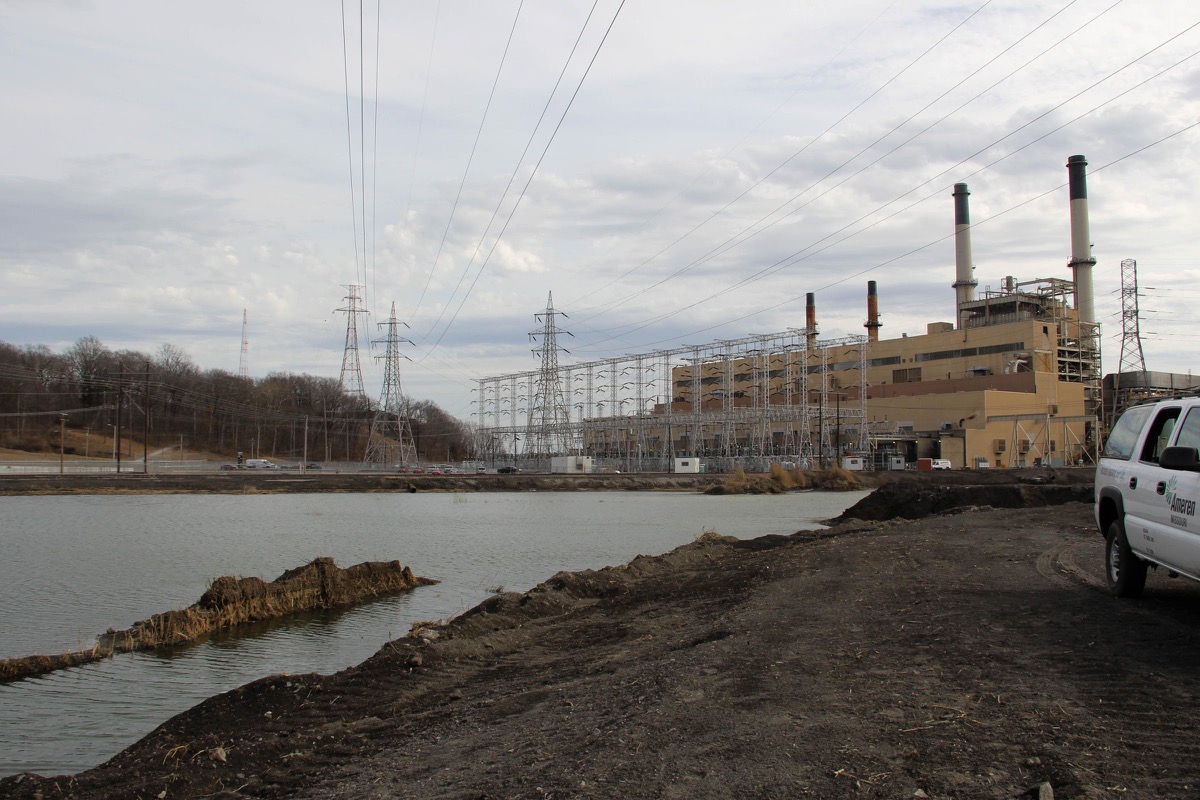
[337,284,368,398]
[363,302,418,466]
[1117,258,1147,376]
[524,292,575,456]
[476,328,869,471]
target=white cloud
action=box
[2,0,1199,417]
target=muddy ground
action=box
[8,474,1200,799]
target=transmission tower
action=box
[238,309,250,379]
[1117,258,1148,376]
[337,284,369,398]
[364,302,418,466]
[524,292,574,457]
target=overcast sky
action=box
[2,0,1198,418]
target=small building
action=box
[673,457,702,474]
[550,456,594,474]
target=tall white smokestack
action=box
[1067,155,1096,326]
[952,183,977,328]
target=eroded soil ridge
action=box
[0,558,436,683]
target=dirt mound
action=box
[835,479,1093,522]
[0,558,435,684]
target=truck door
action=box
[1151,406,1200,580]
[1123,405,1182,565]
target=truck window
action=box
[1175,408,1200,452]
[1139,407,1181,463]
[1103,405,1154,460]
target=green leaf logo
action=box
[1166,475,1179,508]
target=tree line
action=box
[0,336,473,464]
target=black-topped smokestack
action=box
[1067,155,1096,326]
[805,292,817,350]
[865,281,881,343]
[952,182,977,328]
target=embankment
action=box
[0,557,436,683]
[0,465,1094,495]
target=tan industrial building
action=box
[664,300,1094,469]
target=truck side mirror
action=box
[1160,446,1200,471]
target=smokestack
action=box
[805,292,818,350]
[952,183,977,328]
[1067,155,1096,326]
[865,281,881,343]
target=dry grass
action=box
[723,464,750,490]
[812,466,864,491]
[768,462,809,489]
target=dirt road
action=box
[5,491,1200,799]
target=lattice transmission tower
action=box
[238,308,250,379]
[337,284,369,398]
[364,302,418,466]
[1117,258,1147,376]
[524,292,574,457]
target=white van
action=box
[243,459,278,469]
[931,459,952,470]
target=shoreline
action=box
[0,465,1093,495]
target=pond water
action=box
[0,489,867,778]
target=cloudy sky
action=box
[2,0,1198,418]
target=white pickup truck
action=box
[1095,395,1200,596]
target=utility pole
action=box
[116,364,123,474]
[144,361,150,474]
[238,308,250,379]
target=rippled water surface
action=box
[0,489,867,777]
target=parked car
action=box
[1096,395,1200,596]
[497,466,520,474]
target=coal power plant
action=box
[476,155,1122,473]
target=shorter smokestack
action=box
[952,183,977,329]
[805,292,818,349]
[865,281,881,343]
[1067,155,1096,326]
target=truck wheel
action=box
[1106,519,1148,598]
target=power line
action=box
[567,35,1200,351]
[413,0,604,345]
[409,0,527,320]
[567,0,1131,331]
[420,0,628,355]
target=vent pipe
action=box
[1066,155,1096,326]
[865,281,881,343]
[952,183,977,329]
[805,292,818,350]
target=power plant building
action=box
[477,156,1103,471]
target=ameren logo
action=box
[1165,475,1197,527]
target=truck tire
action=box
[1106,519,1148,598]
